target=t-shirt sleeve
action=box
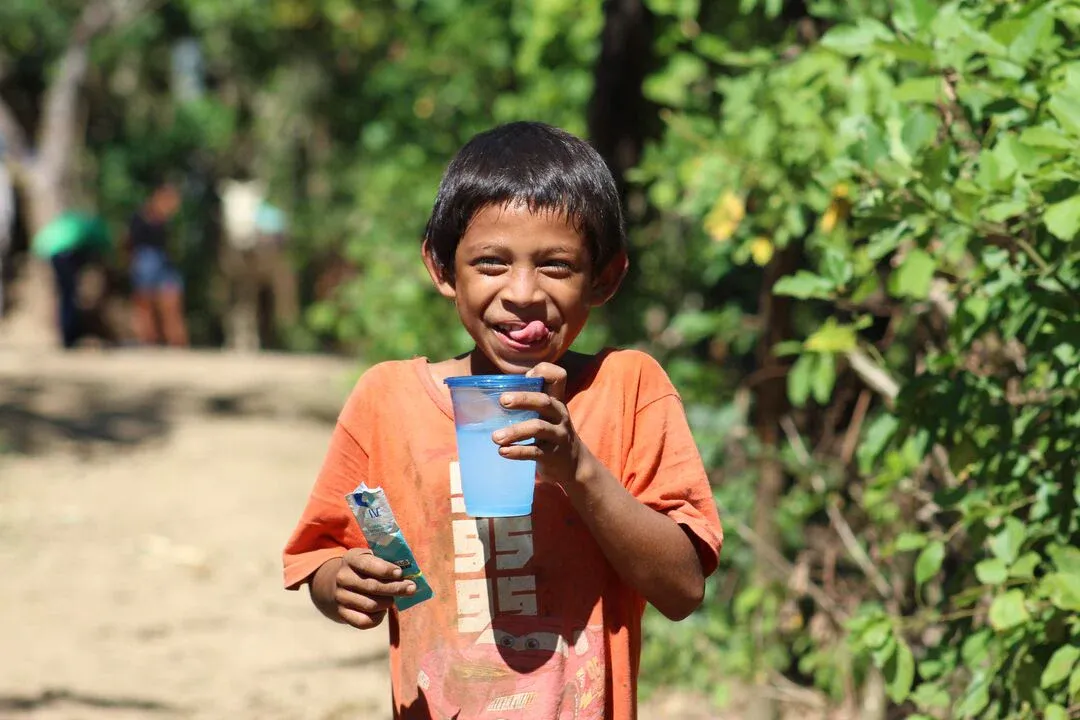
[282,387,372,590]
[623,375,723,577]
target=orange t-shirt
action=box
[283,349,723,719]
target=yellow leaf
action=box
[819,201,850,232]
[750,236,774,266]
[704,191,745,243]
[819,184,852,233]
[820,205,839,232]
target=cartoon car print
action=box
[417,617,604,719]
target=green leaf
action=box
[875,41,935,64]
[988,516,1024,565]
[804,319,858,353]
[872,635,897,666]
[821,19,894,56]
[642,53,708,107]
[1041,646,1080,689]
[1049,546,1080,575]
[975,558,1008,585]
[915,540,945,588]
[961,630,992,669]
[892,0,936,35]
[890,248,936,299]
[812,352,836,404]
[983,200,1027,223]
[910,681,950,710]
[772,340,804,357]
[886,638,916,703]
[1049,92,1080,137]
[774,271,835,299]
[1069,664,1080,699]
[788,353,814,408]
[1019,125,1076,151]
[1042,573,1080,612]
[821,247,853,287]
[956,679,990,718]
[1044,195,1080,241]
[862,619,892,649]
[1009,552,1040,579]
[1045,704,1068,720]
[893,77,941,104]
[895,532,928,552]
[1007,8,1054,65]
[988,589,1030,631]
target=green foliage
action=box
[7,1,1079,715]
[637,0,1080,716]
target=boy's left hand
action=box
[493,362,589,486]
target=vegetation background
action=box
[1,0,1078,717]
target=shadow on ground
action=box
[0,379,173,456]
[0,370,341,458]
[0,688,180,714]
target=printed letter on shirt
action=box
[448,462,537,632]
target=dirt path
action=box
[0,348,396,720]
[0,346,716,720]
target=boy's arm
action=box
[564,453,705,620]
[497,361,719,621]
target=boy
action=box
[283,121,722,719]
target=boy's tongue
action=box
[506,320,549,344]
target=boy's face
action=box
[424,203,625,374]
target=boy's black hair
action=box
[424,121,626,279]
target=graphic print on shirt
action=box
[414,461,605,720]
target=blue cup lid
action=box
[444,374,544,391]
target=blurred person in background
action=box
[31,210,112,349]
[127,179,189,347]
[219,179,297,351]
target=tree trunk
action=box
[747,243,800,720]
[0,0,146,346]
[587,0,657,197]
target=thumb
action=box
[526,362,567,402]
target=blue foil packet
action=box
[345,483,434,612]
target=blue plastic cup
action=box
[445,374,545,517]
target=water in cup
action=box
[454,420,537,516]
[445,375,544,517]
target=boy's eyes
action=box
[469,257,576,273]
[472,257,507,272]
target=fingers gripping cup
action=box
[445,375,545,517]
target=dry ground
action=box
[0,345,726,720]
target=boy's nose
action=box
[503,269,544,305]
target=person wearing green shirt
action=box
[32,210,113,349]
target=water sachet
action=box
[345,483,434,612]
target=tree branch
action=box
[845,347,899,403]
[780,416,894,600]
[718,503,850,623]
[0,96,30,165]
[36,0,155,205]
[845,347,959,488]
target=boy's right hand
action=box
[313,549,417,630]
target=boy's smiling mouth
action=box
[493,320,552,351]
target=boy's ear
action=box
[422,238,457,300]
[590,250,629,306]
